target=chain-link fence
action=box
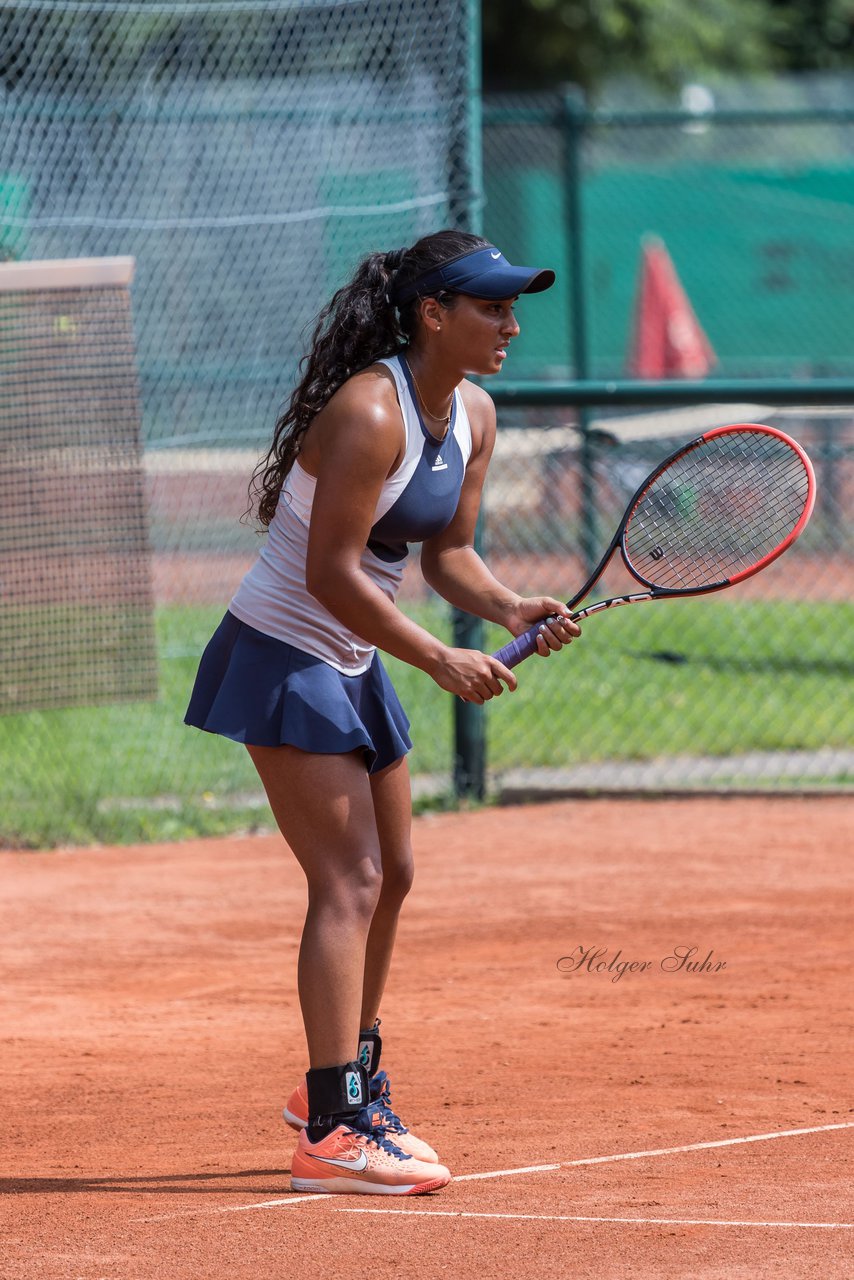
[474,95,852,800]
[1,34,852,847]
[0,0,479,846]
[478,400,853,796]
[0,0,479,444]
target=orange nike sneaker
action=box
[290,1118,451,1196]
[283,1070,440,1164]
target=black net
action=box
[0,260,156,713]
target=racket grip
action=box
[491,624,543,670]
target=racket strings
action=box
[624,431,811,591]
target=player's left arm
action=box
[419,381,579,652]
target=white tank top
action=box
[229,355,473,674]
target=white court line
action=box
[333,1208,852,1230]
[559,1120,854,1170]
[134,1120,854,1222]
[455,1120,854,1182]
[455,1162,562,1182]
[138,1193,333,1221]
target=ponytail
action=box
[249,229,488,527]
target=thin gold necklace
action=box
[409,365,453,427]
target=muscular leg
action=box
[361,755,414,1029]
[246,743,384,1070]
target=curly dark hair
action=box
[249,228,490,527]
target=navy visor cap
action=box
[394,245,555,305]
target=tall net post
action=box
[451,0,486,801]
[0,256,156,716]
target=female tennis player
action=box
[185,229,580,1195]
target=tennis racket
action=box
[493,423,816,670]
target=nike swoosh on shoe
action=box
[311,1151,369,1172]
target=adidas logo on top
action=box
[431,451,448,472]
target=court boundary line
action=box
[134,1119,854,1222]
[332,1208,853,1230]
[557,1120,854,1171]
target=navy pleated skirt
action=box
[184,612,412,774]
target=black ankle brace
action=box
[305,1060,369,1124]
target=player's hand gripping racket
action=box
[493,424,816,669]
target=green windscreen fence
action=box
[482,100,854,381]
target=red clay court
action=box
[2,796,852,1279]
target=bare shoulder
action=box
[302,362,404,473]
[458,378,497,453]
[325,362,401,427]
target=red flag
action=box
[628,236,716,378]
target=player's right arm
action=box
[302,369,515,703]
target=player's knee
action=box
[344,855,385,919]
[308,852,383,920]
[380,846,415,905]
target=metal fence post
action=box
[561,87,598,577]
[452,0,486,801]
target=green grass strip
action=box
[0,598,851,848]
